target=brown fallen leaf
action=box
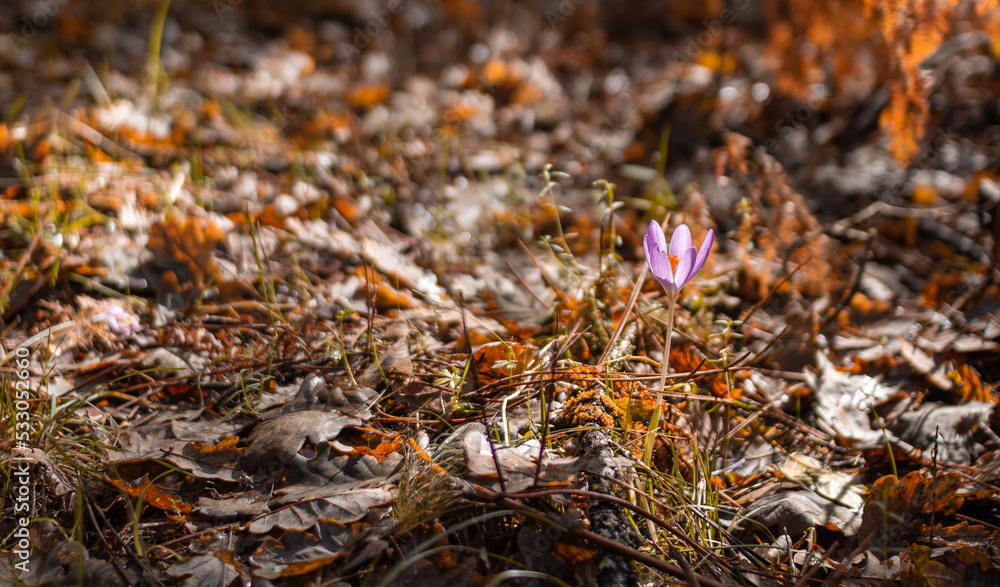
[107,475,193,515]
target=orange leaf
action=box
[551,541,597,564]
[279,556,344,577]
[865,0,956,165]
[346,83,390,110]
[147,212,225,289]
[670,344,741,399]
[108,477,192,515]
[190,436,243,458]
[949,363,993,403]
[470,341,535,385]
[481,59,509,86]
[354,266,416,310]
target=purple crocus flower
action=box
[93,305,143,334]
[643,220,714,298]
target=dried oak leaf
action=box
[948,363,994,404]
[146,211,225,292]
[193,491,270,519]
[111,418,245,483]
[808,352,898,449]
[779,454,866,511]
[252,531,347,579]
[107,475,193,515]
[901,544,961,586]
[240,410,363,481]
[458,424,584,493]
[734,490,862,537]
[358,338,413,391]
[860,471,969,552]
[248,484,396,533]
[354,265,417,310]
[930,521,994,546]
[282,374,377,418]
[864,0,957,164]
[470,341,534,386]
[890,401,994,465]
[934,545,1000,582]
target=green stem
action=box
[644,295,676,467]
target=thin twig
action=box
[84,500,135,586]
[741,256,811,326]
[821,229,874,329]
[81,475,151,584]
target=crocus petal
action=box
[691,229,715,277]
[643,221,674,285]
[668,224,692,260]
[647,220,667,251]
[673,247,697,289]
[659,273,679,294]
[649,255,675,288]
[646,247,676,291]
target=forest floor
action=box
[3,0,1000,585]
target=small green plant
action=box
[537,164,585,280]
[146,0,173,109]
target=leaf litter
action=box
[3,1,1000,586]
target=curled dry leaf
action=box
[734,490,862,537]
[890,401,995,465]
[240,410,363,480]
[107,475,193,515]
[807,352,898,449]
[247,486,396,533]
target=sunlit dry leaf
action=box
[735,490,862,537]
[864,0,957,165]
[470,341,534,386]
[808,353,897,448]
[240,410,362,480]
[358,338,413,389]
[247,486,395,533]
[249,519,370,580]
[948,363,994,404]
[861,470,970,555]
[355,265,417,310]
[450,423,587,493]
[188,436,243,459]
[108,476,193,515]
[350,435,406,461]
[481,59,511,87]
[346,83,391,110]
[779,454,866,510]
[891,401,994,464]
[147,212,226,296]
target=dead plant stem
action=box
[645,295,676,467]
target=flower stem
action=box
[644,295,676,467]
